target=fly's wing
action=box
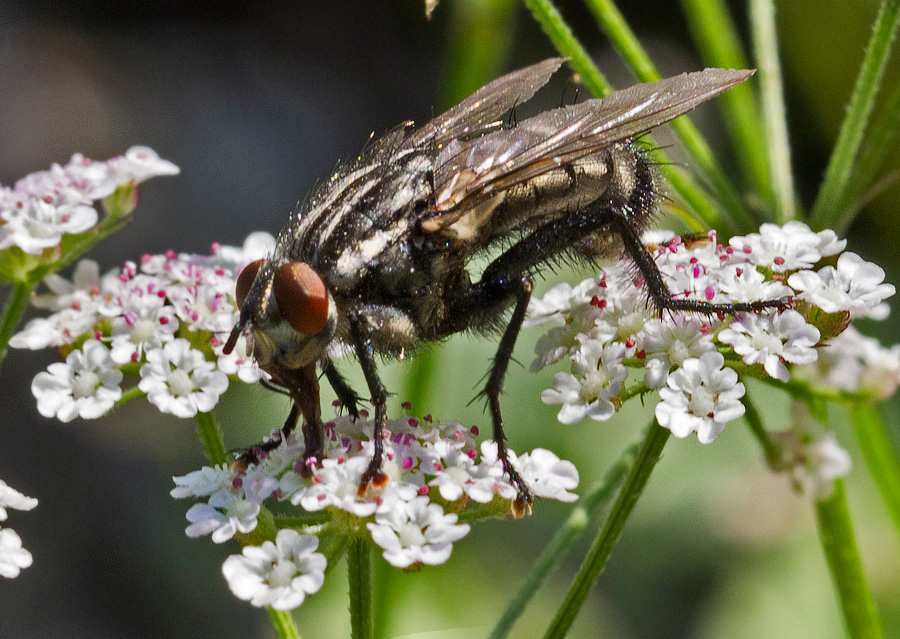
[424,68,754,227]
[410,58,565,147]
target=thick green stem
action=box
[680,0,772,203]
[266,608,301,639]
[194,411,228,467]
[348,537,374,639]
[749,0,797,222]
[584,0,756,231]
[815,481,884,639]
[0,281,35,370]
[810,0,900,230]
[850,404,900,544]
[542,422,670,638]
[490,437,641,638]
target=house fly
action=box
[224,58,785,514]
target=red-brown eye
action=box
[235,259,264,309]
[273,262,329,335]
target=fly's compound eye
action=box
[235,259,264,309]
[273,262,329,335]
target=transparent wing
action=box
[425,67,754,225]
[410,58,565,147]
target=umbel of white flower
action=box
[529,222,896,494]
[172,413,578,609]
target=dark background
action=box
[1,1,898,637]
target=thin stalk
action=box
[522,0,733,232]
[810,0,900,230]
[348,537,375,639]
[0,281,34,369]
[489,436,642,638]
[194,410,228,466]
[584,0,756,231]
[266,608,301,639]
[542,422,671,638]
[742,390,781,469]
[850,404,900,544]
[749,0,797,222]
[815,481,884,639]
[680,0,772,202]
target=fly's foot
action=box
[502,460,534,518]
[357,459,389,497]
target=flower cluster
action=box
[0,480,38,579]
[11,233,275,420]
[529,222,896,485]
[0,147,179,257]
[172,411,578,610]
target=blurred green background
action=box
[0,1,898,637]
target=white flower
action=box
[771,426,852,499]
[525,278,597,327]
[185,492,261,543]
[291,456,378,518]
[728,221,844,272]
[718,310,820,382]
[788,252,895,318]
[640,315,715,388]
[139,339,229,417]
[541,340,627,424]
[222,529,326,610]
[513,448,579,502]
[32,339,123,422]
[655,351,745,443]
[170,465,235,499]
[367,495,471,568]
[0,528,33,579]
[109,295,179,364]
[0,198,98,254]
[106,146,180,185]
[0,481,38,521]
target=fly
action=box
[224,58,786,514]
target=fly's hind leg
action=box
[609,213,791,315]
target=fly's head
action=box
[224,257,338,378]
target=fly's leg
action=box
[321,357,361,420]
[235,363,323,473]
[610,213,791,315]
[348,310,390,496]
[480,276,534,515]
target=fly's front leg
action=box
[321,357,361,419]
[348,309,390,496]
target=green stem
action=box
[749,0,797,222]
[584,0,756,231]
[742,390,782,469]
[348,537,374,639]
[194,411,228,466]
[837,77,900,227]
[810,0,900,230]
[0,281,35,370]
[266,608,301,639]
[814,481,884,639]
[490,437,641,638]
[680,0,772,203]
[542,422,670,638]
[521,0,730,232]
[850,404,900,544]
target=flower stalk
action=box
[542,422,670,638]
